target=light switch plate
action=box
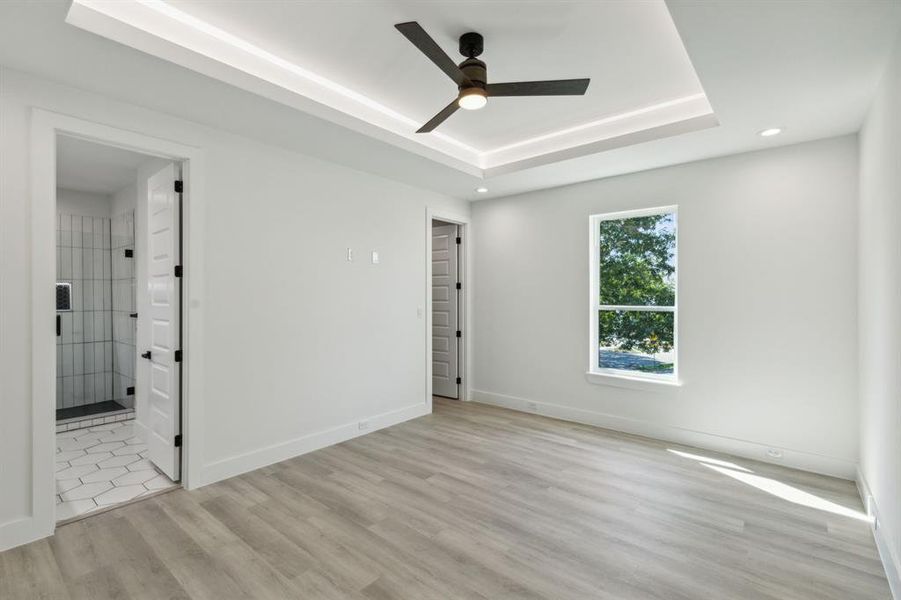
[346,248,353,262]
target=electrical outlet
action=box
[371,251,379,264]
[527,401,538,411]
[358,420,369,431]
[765,448,783,460]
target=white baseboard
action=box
[0,516,53,554]
[197,402,430,487]
[857,468,901,599]
[0,402,429,553]
[471,389,856,480]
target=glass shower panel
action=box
[111,210,137,408]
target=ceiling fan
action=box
[395,22,590,133]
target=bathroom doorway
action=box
[53,135,181,522]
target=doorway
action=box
[431,219,462,399]
[53,135,183,522]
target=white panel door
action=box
[143,163,181,480]
[432,224,459,398]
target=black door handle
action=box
[56,315,61,337]
[141,351,152,360]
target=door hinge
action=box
[456,377,462,385]
[174,350,182,363]
[174,180,183,193]
[126,386,135,396]
[456,330,462,338]
[124,249,133,258]
[455,282,461,290]
[174,265,183,277]
[174,434,182,447]
[455,236,461,244]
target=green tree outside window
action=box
[597,212,676,374]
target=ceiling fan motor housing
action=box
[459,57,487,90]
[459,32,486,91]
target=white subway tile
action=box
[61,344,73,377]
[82,312,94,343]
[92,342,103,373]
[61,376,73,408]
[82,281,93,312]
[82,248,93,279]
[93,218,103,248]
[72,375,85,406]
[72,344,83,376]
[83,371,94,400]
[72,249,83,277]
[93,249,103,282]
[60,248,72,278]
[93,310,104,340]
[61,312,73,344]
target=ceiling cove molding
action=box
[482,94,716,172]
[66,0,717,178]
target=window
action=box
[589,206,677,382]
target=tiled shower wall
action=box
[111,211,136,405]
[56,213,114,409]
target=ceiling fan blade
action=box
[486,79,590,97]
[395,22,472,88]
[417,99,460,133]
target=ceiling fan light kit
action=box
[395,22,590,133]
[458,87,487,110]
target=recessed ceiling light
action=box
[475,187,488,193]
[759,127,783,137]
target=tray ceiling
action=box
[66,0,716,175]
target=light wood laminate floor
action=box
[1,399,890,599]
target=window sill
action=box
[585,370,682,391]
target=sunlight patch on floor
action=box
[700,463,870,521]
[666,448,752,472]
[668,448,871,522]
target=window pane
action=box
[599,212,675,306]
[598,310,674,374]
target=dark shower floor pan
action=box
[56,400,129,422]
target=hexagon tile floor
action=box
[55,419,177,521]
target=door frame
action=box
[425,209,471,409]
[29,109,206,538]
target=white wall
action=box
[858,33,901,597]
[0,66,468,550]
[111,182,136,217]
[471,135,859,478]
[56,187,111,217]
